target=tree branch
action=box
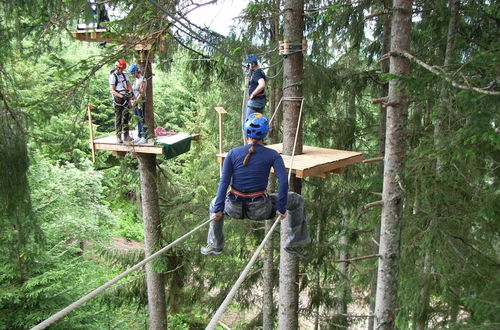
[363,157,384,163]
[386,51,500,96]
[331,254,380,263]
[365,9,391,20]
[363,200,383,210]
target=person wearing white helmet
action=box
[200,113,310,258]
[129,64,147,144]
[109,59,133,143]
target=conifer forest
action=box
[0,1,498,329]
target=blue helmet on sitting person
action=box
[244,113,269,140]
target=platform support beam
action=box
[87,104,96,163]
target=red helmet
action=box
[115,59,127,69]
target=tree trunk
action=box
[374,0,412,329]
[138,51,167,330]
[138,154,167,330]
[368,7,391,330]
[262,2,281,328]
[141,50,155,140]
[434,0,458,173]
[263,218,275,329]
[416,2,459,328]
[279,1,304,329]
[332,207,349,328]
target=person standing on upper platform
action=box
[109,59,133,143]
[129,64,147,144]
[200,113,310,258]
[244,54,267,118]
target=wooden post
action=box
[87,104,96,163]
[215,107,227,176]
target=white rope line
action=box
[268,96,303,126]
[268,96,283,126]
[288,98,305,183]
[206,96,305,329]
[32,218,213,330]
[205,216,281,330]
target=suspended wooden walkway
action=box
[217,143,363,179]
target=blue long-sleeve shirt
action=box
[212,144,288,214]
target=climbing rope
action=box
[31,217,213,330]
[206,96,305,329]
[205,216,280,330]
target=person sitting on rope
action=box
[109,59,133,143]
[129,64,147,144]
[201,113,310,258]
[244,54,267,118]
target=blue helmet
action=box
[128,64,139,73]
[246,54,259,64]
[244,113,269,139]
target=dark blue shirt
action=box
[248,68,266,98]
[212,144,288,214]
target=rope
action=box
[205,216,280,330]
[206,97,305,329]
[31,218,213,330]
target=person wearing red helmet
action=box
[109,59,133,143]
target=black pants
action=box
[114,95,131,137]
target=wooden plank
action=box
[216,143,363,179]
[94,143,164,154]
[215,106,228,114]
[71,31,111,43]
[301,154,363,178]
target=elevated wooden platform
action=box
[217,144,363,179]
[72,28,111,43]
[91,131,199,158]
[71,29,160,50]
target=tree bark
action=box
[374,0,412,329]
[141,50,155,140]
[416,2,459,328]
[434,0,458,173]
[262,3,281,328]
[138,51,167,330]
[138,154,167,330]
[368,6,391,330]
[279,1,304,329]
[263,217,275,330]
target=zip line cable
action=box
[206,96,305,329]
[31,218,213,330]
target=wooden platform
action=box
[71,29,159,50]
[71,28,111,43]
[91,131,199,157]
[217,143,363,179]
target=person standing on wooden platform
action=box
[129,64,147,144]
[244,54,267,118]
[109,59,133,143]
[201,113,310,258]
